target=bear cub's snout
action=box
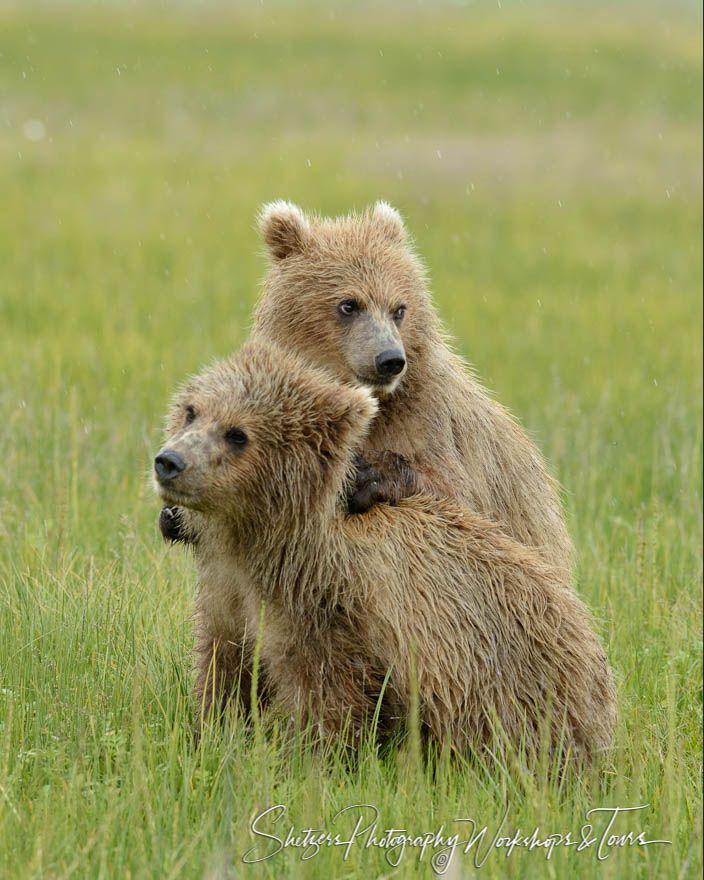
[375,349,406,379]
[154,449,187,482]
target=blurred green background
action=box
[0,1,701,877]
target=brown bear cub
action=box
[161,202,573,574]
[154,342,616,761]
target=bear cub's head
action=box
[255,201,433,399]
[154,343,377,522]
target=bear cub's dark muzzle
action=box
[375,349,406,379]
[154,449,187,482]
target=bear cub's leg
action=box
[194,634,264,725]
[346,451,419,514]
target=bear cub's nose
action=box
[375,349,406,379]
[154,449,187,481]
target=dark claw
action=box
[347,481,386,514]
[346,454,394,514]
[345,451,417,515]
[159,506,190,544]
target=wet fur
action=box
[168,202,573,574]
[156,343,616,761]
[256,202,573,572]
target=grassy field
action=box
[0,1,701,877]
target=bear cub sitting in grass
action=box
[154,341,616,762]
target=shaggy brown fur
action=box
[252,201,573,572]
[163,202,573,574]
[154,343,616,761]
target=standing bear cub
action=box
[154,342,616,761]
[162,202,573,574]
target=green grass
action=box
[0,1,701,877]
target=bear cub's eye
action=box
[185,405,196,424]
[338,299,360,317]
[224,428,248,449]
[393,305,407,322]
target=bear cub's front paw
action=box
[159,506,190,544]
[346,452,407,514]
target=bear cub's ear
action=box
[319,385,378,454]
[372,201,406,243]
[259,201,311,261]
